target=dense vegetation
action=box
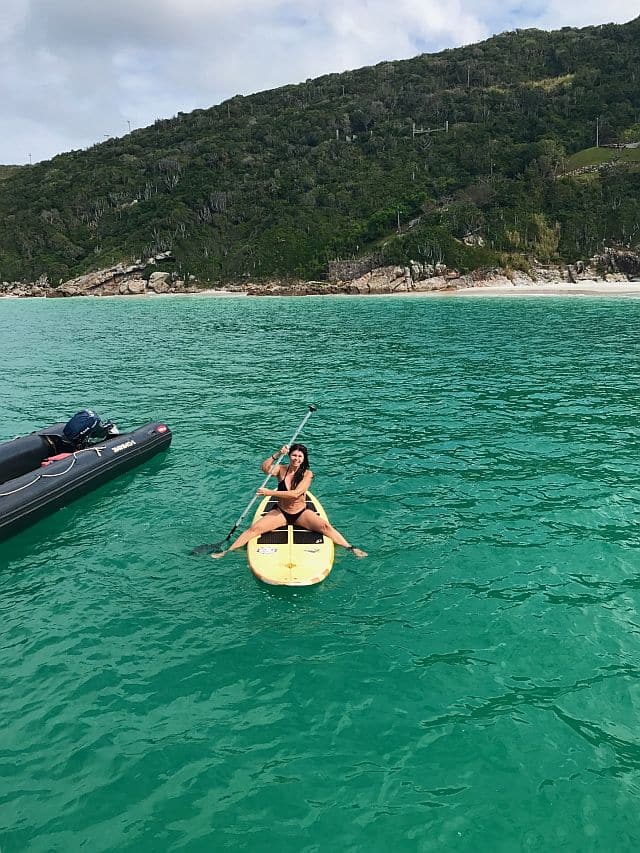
[1,18,639,285]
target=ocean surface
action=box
[2,294,640,851]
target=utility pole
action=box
[412,119,449,138]
[126,120,131,133]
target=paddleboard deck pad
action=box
[247,491,334,586]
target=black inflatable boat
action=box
[0,421,172,541]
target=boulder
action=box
[126,278,147,294]
[347,265,412,294]
[148,272,172,293]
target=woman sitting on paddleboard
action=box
[212,443,367,558]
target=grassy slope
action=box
[566,146,640,170]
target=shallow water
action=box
[2,295,640,851]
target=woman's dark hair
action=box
[288,443,310,489]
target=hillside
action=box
[0,18,639,286]
[0,165,23,182]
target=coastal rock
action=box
[347,265,412,293]
[148,272,172,293]
[125,278,147,294]
[0,277,50,297]
[327,254,384,281]
[595,248,640,278]
[4,246,640,298]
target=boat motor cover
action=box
[62,410,116,448]
[0,434,50,485]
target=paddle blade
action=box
[190,541,225,556]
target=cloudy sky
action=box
[0,1,637,165]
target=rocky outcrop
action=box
[148,272,172,293]
[593,248,640,279]
[2,247,640,298]
[0,252,204,298]
[326,253,385,281]
[0,273,50,298]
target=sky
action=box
[0,1,637,165]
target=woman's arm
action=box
[258,469,313,498]
[260,445,288,475]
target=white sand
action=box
[441,280,640,298]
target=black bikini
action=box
[277,474,306,525]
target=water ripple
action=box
[3,296,640,849]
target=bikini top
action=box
[277,463,292,491]
[277,467,303,493]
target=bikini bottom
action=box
[280,507,306,525]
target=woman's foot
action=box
[347,546,367,558]
[211,550,227,559]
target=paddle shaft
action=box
[224,405,316,541]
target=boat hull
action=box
[0,422,172,541]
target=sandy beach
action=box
[4,280,640,300]
[119,281,640,299]
[204,281,640,298]
[436,280,640,298]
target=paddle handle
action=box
[227,405,317,537]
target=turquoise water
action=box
[2,294,640,851]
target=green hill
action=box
[1,17,639,285]
[0,165,23,182]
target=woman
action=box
[212,443,367,558]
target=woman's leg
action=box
[296,510,367,557]
[212,510,286,558]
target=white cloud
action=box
[0,1,637,164]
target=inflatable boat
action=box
[0,420,172,541]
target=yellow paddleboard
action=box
[247,491,334,586]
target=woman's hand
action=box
[267,445,288,464]
[257,487,273,496]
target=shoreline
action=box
[4,280,640,301]
[115,280,640,299]
[5,281,640,299]
[3,249,639,301]
[420,280,640,298]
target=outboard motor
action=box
[61,410,119,450]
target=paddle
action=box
[191,404,317,555]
